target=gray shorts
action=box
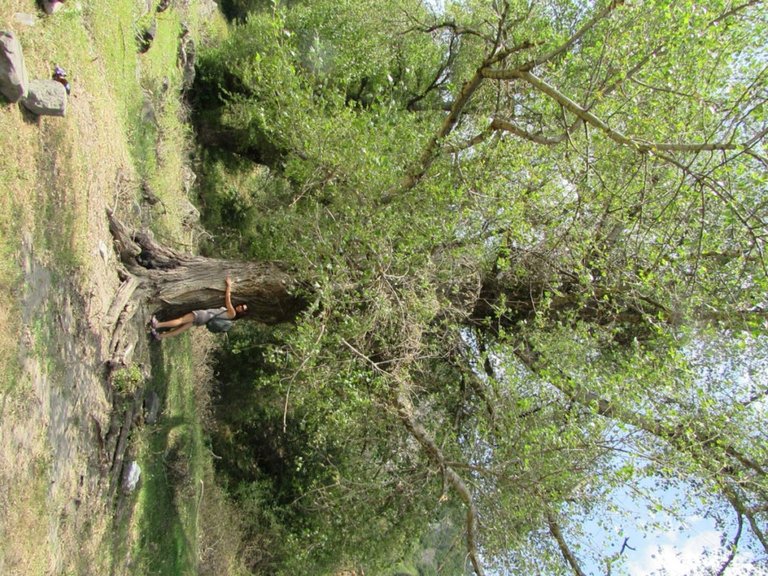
[192,308,227,326]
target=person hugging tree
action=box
[149,276,247,340]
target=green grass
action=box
[83,0,145,129]
[121,338,206,576]
[0,1,232,573]
[83,0,168,200]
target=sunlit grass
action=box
[0,1,233,573]
[0,443,51,575]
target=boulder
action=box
[143,390,161,424]
[137,19,157,53]
[13,13,37,27]
[198,0,218,20]
[179,197,200,226]
[0,31,29,103]
[121,460,142,493]
[22,79,67,116]
[42,1,65,14]
[178,35,196,92]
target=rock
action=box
[22,79,67,116]
[143,390,161,424]
[41,0,65,14]
[0,31,29,103]
[141,181,162,206]
[121,460,141,493]
[137,19,157,53]
[140,96,157,126]
[178,35,196,93]
[197,0,218,20]
[13,13,37,26]
[179,198,200,227]
[181,164,197,195]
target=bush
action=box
[197,471,250,576]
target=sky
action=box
[576,481,767,576]
[626,517,761,576]
[419,1,768,573]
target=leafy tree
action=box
[111,0,768,573]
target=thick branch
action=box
[342,339,487,576]
[715,512,743,576]
[545,366,763,478]
[721,484,768,553]
[490,118,566,145]
[382,40,534,204]
[445,128,496,153]
[515,344,768,554]
[488,45,663,150]
[481,69,742,153]
[395,388,486,576]
[709,0,764,27]
[546,510,588,576]
[407,31,460,111]
[382,70,486,204]
[409,21,493,44]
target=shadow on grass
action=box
[111,342,198,576]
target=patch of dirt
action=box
[4,214,150,575]
[19,236,113,569]
[0,2,217,573]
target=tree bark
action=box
[107,211,308,323]
[395,387,486,576]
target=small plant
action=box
[112,364,144,394]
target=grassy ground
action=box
[114,334,219,576]
[0,1,232,574]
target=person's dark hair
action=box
[234,303,248,318]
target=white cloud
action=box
[627,530,764,576]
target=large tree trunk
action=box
[468,258,666,343]
[108,211,308,323]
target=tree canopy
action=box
[142,0,768,573]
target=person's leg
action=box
[155,322,194,340]
[153,312,195,329]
